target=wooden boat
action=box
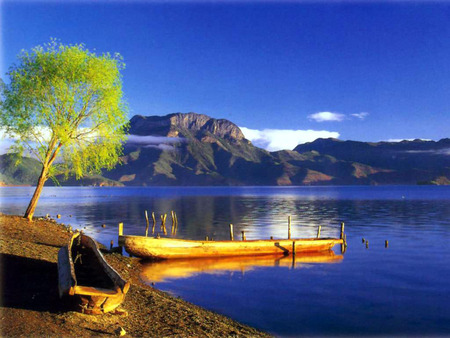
[118,235,344,260]
[58,232,130,315]
[140,251,343,282]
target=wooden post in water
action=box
[161,214,167,235]
[340,222,345,240]
[229,224,234,241]
[385,240,389,248]
[171,211,175,235]
[241,231,246,241]
[317,225,321,238]
[151,212,156,234]
[288,216,291,240]
[174,212,178,236]
[145,210,150,237]
[292,241,296,256]
[174,212,178,235]
[118,222,124,255]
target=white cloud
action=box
[351,112,369,120]
[308,111,345,122]
[240,127,339,151]
[126,135,184,145]
[125,135,185,152]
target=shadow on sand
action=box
[0,253,68,313]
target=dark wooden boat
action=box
[57,232,130,314]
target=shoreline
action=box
[0,213,268,337]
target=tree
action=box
[0,40,129,221]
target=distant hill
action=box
[0,154,123,187]
[293,138,450,185]
[0,154,41,186]
[1,112,449,186]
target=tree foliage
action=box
[0,40,129,219]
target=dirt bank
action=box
[0,214,269,337]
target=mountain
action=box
[104,113,282,185]
[102,113,449,186]
[293,138,450,185]
[1,112,449,186]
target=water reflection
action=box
[140,251,343,283]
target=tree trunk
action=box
[24,164,49,221]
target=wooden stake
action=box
[317,225,321,238]
[229,224,234,241]
[174,212,178,235]
[118,222,123,236]
[241,231,246,241]
[366,240,369,249]
[151,212,156,234]
[145,210,150,237]
[171,211,175,235]
[292,241,296,256]
[385,240,389,248]
[340,222,345,240]
[288,216,291,240]
[161,214,167,235]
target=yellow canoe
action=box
[118,235,343,260]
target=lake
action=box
[1,186,450,336]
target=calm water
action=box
[1,186,450,336]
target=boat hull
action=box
[119,235,344,260]
[58,233,130,315]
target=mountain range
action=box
[1,112,449,186]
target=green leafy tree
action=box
[1,40,129,221]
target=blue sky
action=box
[1,0,449,151]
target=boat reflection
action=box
[140,251,343,283]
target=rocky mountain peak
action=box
[129,112,245,141]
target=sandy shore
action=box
[0,214,269,337]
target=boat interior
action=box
[71,235,115,290]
